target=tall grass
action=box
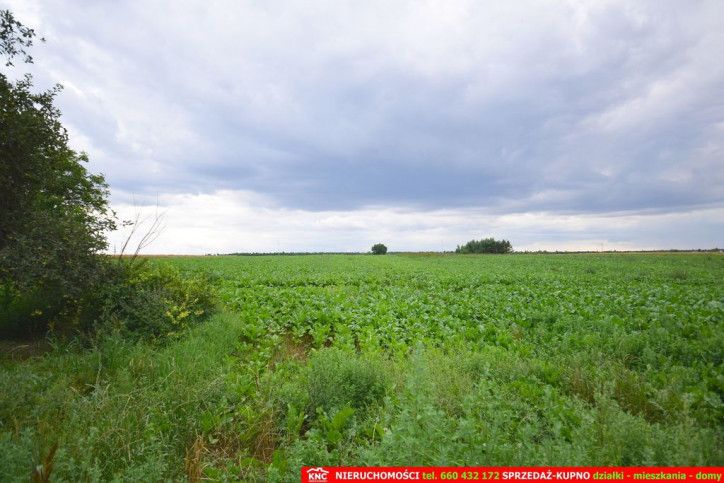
[0,312,247,480]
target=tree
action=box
[1,9,42,66]
[371,243,388,255]
[1,10,115,335]
[455,238,512,254]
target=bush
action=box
[0,259,116,338]
[0,284,57,338]
[1,258,217,342]
[306,348,390,414]
[90,261,217,343]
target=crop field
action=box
[1,253,723,480]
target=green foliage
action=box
[0,283,57,336]
[0,11,115,336]
[371,243,388,255]
[95,261,217,343]
[1,10,42,66]
[1,254,723,480]
[306,348,390,414]
[211,254,722,466]
[307,405,357,452]
[0,312,245,480]
[455,237,512,254]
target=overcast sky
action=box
[5,0,723,253]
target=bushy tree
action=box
[1,10,116,335]
[371,243,388,255]
[455,238,512,254]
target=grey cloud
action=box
[8,0,724,219]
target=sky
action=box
[4,0,723,253]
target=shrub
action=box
[0,258,117,338]
[306,348,390,414]
[91,261,217,343]
[0,284,56,338]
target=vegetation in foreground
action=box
[1,254,722,481]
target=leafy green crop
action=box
[197,253,723,472]
[1,254,722,480]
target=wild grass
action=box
[0,312,249,480]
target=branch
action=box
[117,197,167,265]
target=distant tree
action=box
[371,243,388,255]
[455,238,512,254]
[1,10,115,335]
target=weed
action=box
[306,348,391,414]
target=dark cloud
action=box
[7,0,723,219]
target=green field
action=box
[1,254,723,480]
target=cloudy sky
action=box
[5,0,723,253]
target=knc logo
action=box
[305,467,330,482]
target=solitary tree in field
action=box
[371,243,388,255]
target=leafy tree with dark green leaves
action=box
[1,10,116,336]
[371,243,388,255]
[455,238,512,254]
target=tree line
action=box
[455,238,512,254]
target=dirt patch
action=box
[275,333,310,362]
